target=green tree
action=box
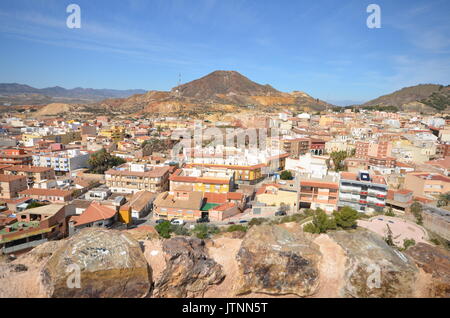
[437,192,450,207]
[155,221,172,239]
[329,151,349,172]
[304,209,336,234]
[333,206,358,229]
[410,201,423,225]
[280,170,293,180]
[87,148,126,174]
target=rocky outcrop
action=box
[41,228,151,298]
[235,223,321,296]
[328,230,418,298]
[1,224,450,298]
[405,243,450,297]
[152,237,225,298]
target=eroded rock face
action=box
[328,230,418,298]
[406,243,450,297]
[152,237,225,298]
[235,223,321,296]
[41,228,151,298]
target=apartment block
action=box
[105,163,171,194]
[299,175,339,213]
[3,165,55,186]
[404,172,450,198]
[0,175,28,199]
[338,171,388,213]
[32,149,90,173]
[0,149,32,166]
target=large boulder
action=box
[235,223,321,296]
[41,228,151,298]
[405,243,450,297]
[152,237,225,298]
[328,230,418,297]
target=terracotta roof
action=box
[212,202,236,211]
[3,165,53,173]
[0,175,26,182]
[19,188,72,197]
[72,202,116,226]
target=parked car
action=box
[170,218,184,225]
[155,219,166,224]
[227,221,235,225]
[196,217,210,223]
[275,210,287,216]
[388,220,394,224]
[239,220,248,223]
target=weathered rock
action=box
[328,229,418,298]
[41,228,151,298]
[405,243,450,297]
[235,223,321,296]
[152,236,225,298]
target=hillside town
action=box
[0,108,449,255]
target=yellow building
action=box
[99,125,125,141]
[169,167,234,193]
[256,184,297,208]
[118,205,132,224]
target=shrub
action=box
[248,218,268,227]
[226,224,248,232]
[402,238,416,250]
[155,221,172,239]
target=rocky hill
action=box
[361,84,450,113]
[72,71,332,117]
[1,224,449,298]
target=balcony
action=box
[340,185,361,193]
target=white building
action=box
[32,149,90,173]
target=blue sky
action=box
[0,0,449,105]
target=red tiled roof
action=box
[72,202,116,226]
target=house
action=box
[127,190,156,219]
[18,188,73,203]
[68,202,117,235]
[84,187,111,201]
[0,204,68,254]
[153,190,243,221]
[255,184,298,211]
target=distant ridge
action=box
[0,83,146,105]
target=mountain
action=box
[0,83,146,106]
[80,70,332,117]
[172,70,279,100]
[361,84,450,113]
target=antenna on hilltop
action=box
[178,73,182,87]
